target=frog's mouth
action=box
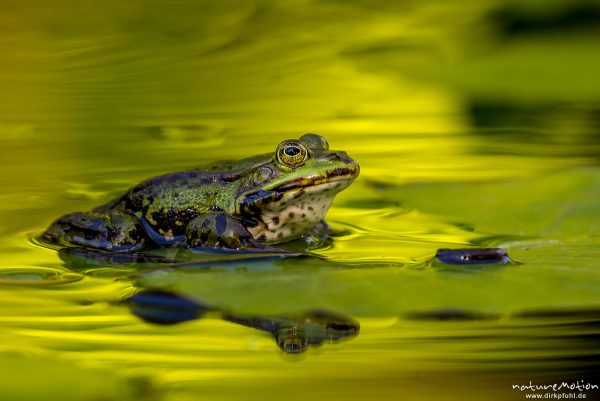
[269,165,359,192]
[236,166,358,218]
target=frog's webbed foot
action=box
[186,213,269,250]
[302,219,347,248]
[43,211,147,251]
[309,219,334,238]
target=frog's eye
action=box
[276,141,309,167]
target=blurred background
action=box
[1,0,599,400]
[2,0,599,190]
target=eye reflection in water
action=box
[126,290,360,354]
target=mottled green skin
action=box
[43,134,359,251]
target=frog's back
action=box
[96,155,271,244]
[122,171,236,211]
[120,154,273,213]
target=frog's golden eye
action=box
[276,141,309,167]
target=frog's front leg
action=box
[186,213,263,249]
[302,219,347,247]
[308,219,334,238]
[43,211,147,251]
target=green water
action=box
[1,0,600,400]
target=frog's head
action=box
[236,134,359,243]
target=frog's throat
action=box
[235,178,353,244]
[235,174,355,216]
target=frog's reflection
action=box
[127,290,360,354]
[54,246,360,353]
[56,245,310,272]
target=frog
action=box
[42,134,359,252]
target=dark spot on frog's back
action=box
[150,208,198,237]
[215,214,227,235]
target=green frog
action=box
[43,134,359,252]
